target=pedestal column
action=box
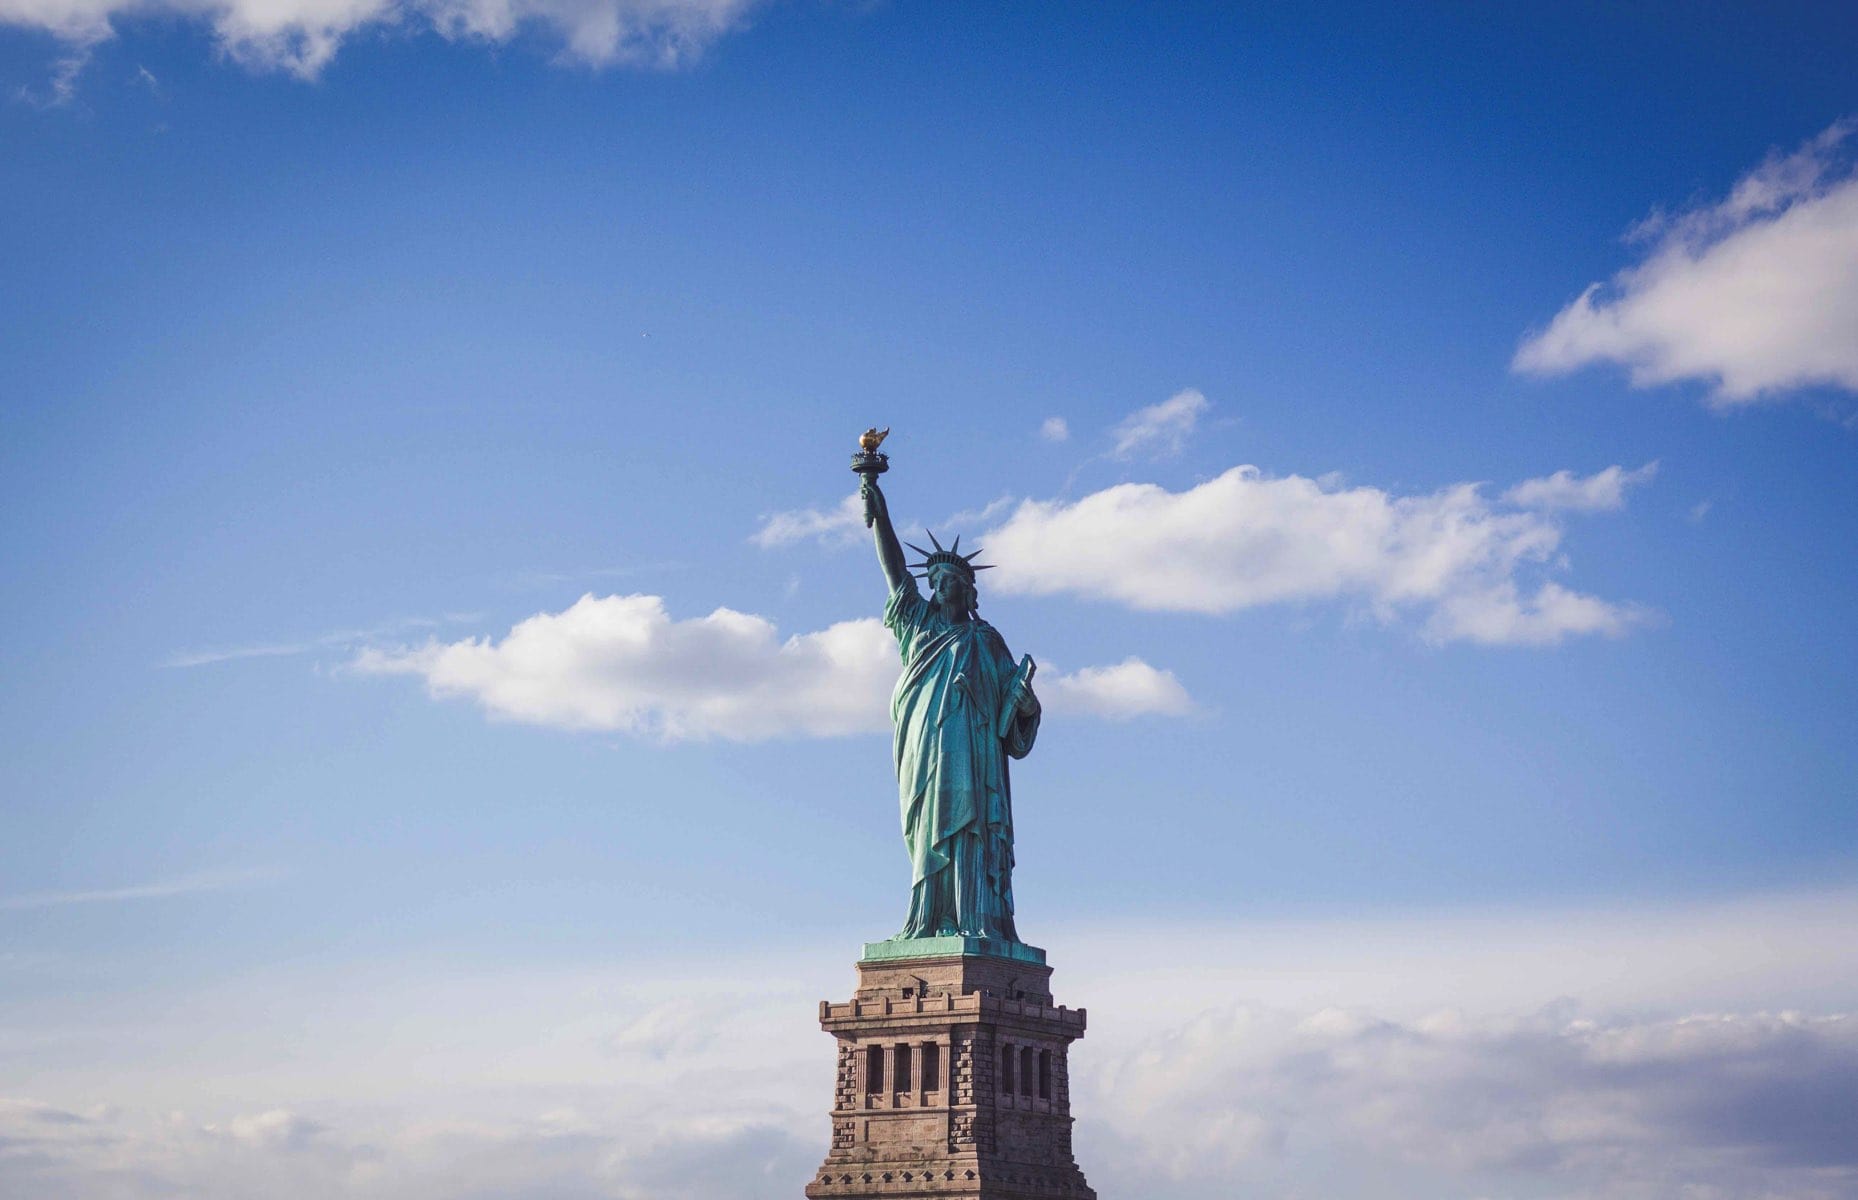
[805,939,1097,1200]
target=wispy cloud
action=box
[750,493,865,549]
[2,0,759,83]
[501,562,687,589]
[941,494,1014,531]
[0,866,280,911]
[163,641,322,669]
[1503,461,1660,512]
[164,614,480,669]
[1111,388,1208,459]
[754,494,1013,551]
[1515,119,1858,406]
[13,47,90,108]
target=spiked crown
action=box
[905,530,993,583]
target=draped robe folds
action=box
[883,581,1039,941]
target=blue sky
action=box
[3,4,1858,1198]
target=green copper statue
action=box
[855,431,1041,944]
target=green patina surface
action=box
[854,445,1044,946]
[860,935,1048,965]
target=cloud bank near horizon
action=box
[1515,120,1858,406]
[6,888,1856,1200]
[1084,1005,1858,1200]
[8,1007,1850,1200]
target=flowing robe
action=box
[883,580,1039,941]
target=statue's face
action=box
[932,570,976,615]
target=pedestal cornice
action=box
[861,937,1047,966]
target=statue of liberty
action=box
[856,433,1040,944]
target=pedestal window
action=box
[893,1043,912,1092]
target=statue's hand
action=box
[861,477,885,528]
[1005,678,1037,720]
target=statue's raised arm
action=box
[862,475,911,594]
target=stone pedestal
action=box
[804,941,1097,1200]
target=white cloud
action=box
[1039,416,1070,442]
[1041,657,1193,719]
[354,594,896,740]
[353,593,1190,739]
[1515,120,1858,405]
[0,0,756,79]
[982,464,1650,646]
[749,493,865,549]
[218,1109,329,1151]
[1503,461,1659,512]
[1111,388,1208,459]
[1427,579,1646,646]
